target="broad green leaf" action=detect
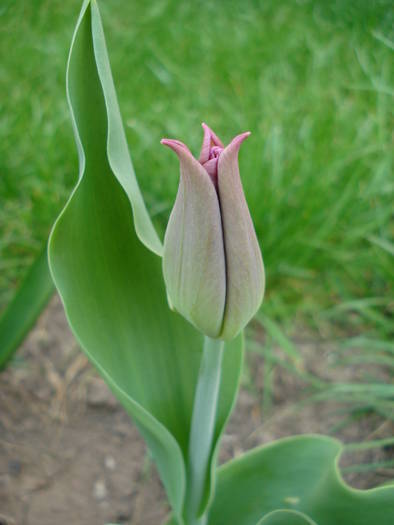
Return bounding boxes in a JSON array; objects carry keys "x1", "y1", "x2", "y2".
[
  {"x1": 48, "y1": 0, "x2": 242, "y2": 520},
  {"x1": 208, "y1": 435, "x2": 394, "y2": 525},
  {"x1": 0, "y1": 242, "x2": 54, "y2": 370}
]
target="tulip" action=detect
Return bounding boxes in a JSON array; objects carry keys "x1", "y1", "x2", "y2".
[{"x1": 161, "y1": 123, "x2": 265, "y2": 341}]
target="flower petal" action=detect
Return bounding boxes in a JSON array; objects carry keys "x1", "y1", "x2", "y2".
[
  {"x1": 162, "y1": 139, "x2": 226, "y2": 338},
  {"x1": 217, "y1": 132, "x2": 265, "y2": 340},
  {"x1": 199, "y1": 123, "x2": 224, "y2": 164},
  {"x1": 202, "y1": 157, "x2": 219, "y2": 187}
]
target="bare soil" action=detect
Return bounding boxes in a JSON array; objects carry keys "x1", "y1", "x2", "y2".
[{"x1": 0, "y1": 297, "x2": 392, "y2": 525}]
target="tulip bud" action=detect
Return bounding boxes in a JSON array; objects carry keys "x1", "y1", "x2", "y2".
[{"x1": 161, "y1": 123, "x2": 265, "y2": 341}]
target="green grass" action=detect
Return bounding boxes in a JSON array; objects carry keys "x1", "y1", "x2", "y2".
[{"x1": 1, "y1": 0, "x2": 393, "y2": 433}]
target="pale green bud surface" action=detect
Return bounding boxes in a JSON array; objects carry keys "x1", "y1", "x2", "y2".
[{"x1": 161, "y1": 124, "x2": 265, "y2": 341}]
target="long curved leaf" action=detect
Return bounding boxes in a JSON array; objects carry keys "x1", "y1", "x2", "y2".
[
  {"x1": 48, "y1": 0, "x2": 242, "y2": 520},
  {"x1": 0, "y1": 242, "x2": 54, "y2": 370},
  {"x1": 208, "y1": 435, "x2": 394, "y2": 525}
]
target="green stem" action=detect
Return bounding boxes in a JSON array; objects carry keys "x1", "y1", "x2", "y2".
[{"x1": 185, "y1": 336, "x2": 224, "y2": 525}]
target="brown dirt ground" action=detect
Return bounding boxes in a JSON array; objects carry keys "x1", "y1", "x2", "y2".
[{"x1": 0, "y1": 296, "x2": 393, "y2": 525}]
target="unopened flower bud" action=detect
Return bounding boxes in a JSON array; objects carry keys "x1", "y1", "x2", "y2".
[{"x1": 161, "y1": 123, "x2": 264, "y2": 341}]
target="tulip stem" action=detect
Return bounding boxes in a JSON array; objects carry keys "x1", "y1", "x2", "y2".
[{"x1": 185, "y1": 336, "x2": 224, "y2": 525}]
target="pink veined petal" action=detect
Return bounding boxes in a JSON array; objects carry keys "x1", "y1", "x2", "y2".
[
  {"x1": 161, "y1": 137, "x2": 216, "y2": 188},
  {"x1": 199, "y1": 125, "x2": 212, "y2": 164},
  {"x1": 161, "y1": 137, "x2": 226, "y2": 338},
  {"x1": 217, "y1": 131, "x2": 265, "y2": 340},
  {"x1": 202, "y1": 157, "x2": 219, "y2": 186},
  {"x1": 206, "y1": 124, "x2": 224, "y2": 148},
  {"x1": 161, "y1": 138, "x2": 192, "y2": 155},
  {"x1": 209, "y1": 146, "x2": 223, "y2": 159},
  {"x1": 199, "y1": 123, "x2": 225, "y2": 164}
]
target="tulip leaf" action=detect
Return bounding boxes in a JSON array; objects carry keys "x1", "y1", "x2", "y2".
[
  {"x1": 0, "y1": 242, "x2": 54, "y2": 371},
  {"x1": 48, "y1": 0, "x2": 243, "y2": 520},
  {"x1": 208, "y1": 435, "x2": 394, "y2": 525}
]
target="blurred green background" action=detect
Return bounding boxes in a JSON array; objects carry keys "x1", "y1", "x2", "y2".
[{"x1": 0, "y1": 0, "x2": 393, "y2": 416}]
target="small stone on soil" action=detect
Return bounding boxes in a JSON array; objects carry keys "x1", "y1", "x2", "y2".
[{"x1": 93, "y1": 479, "x2": 107, "y2": 500}]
